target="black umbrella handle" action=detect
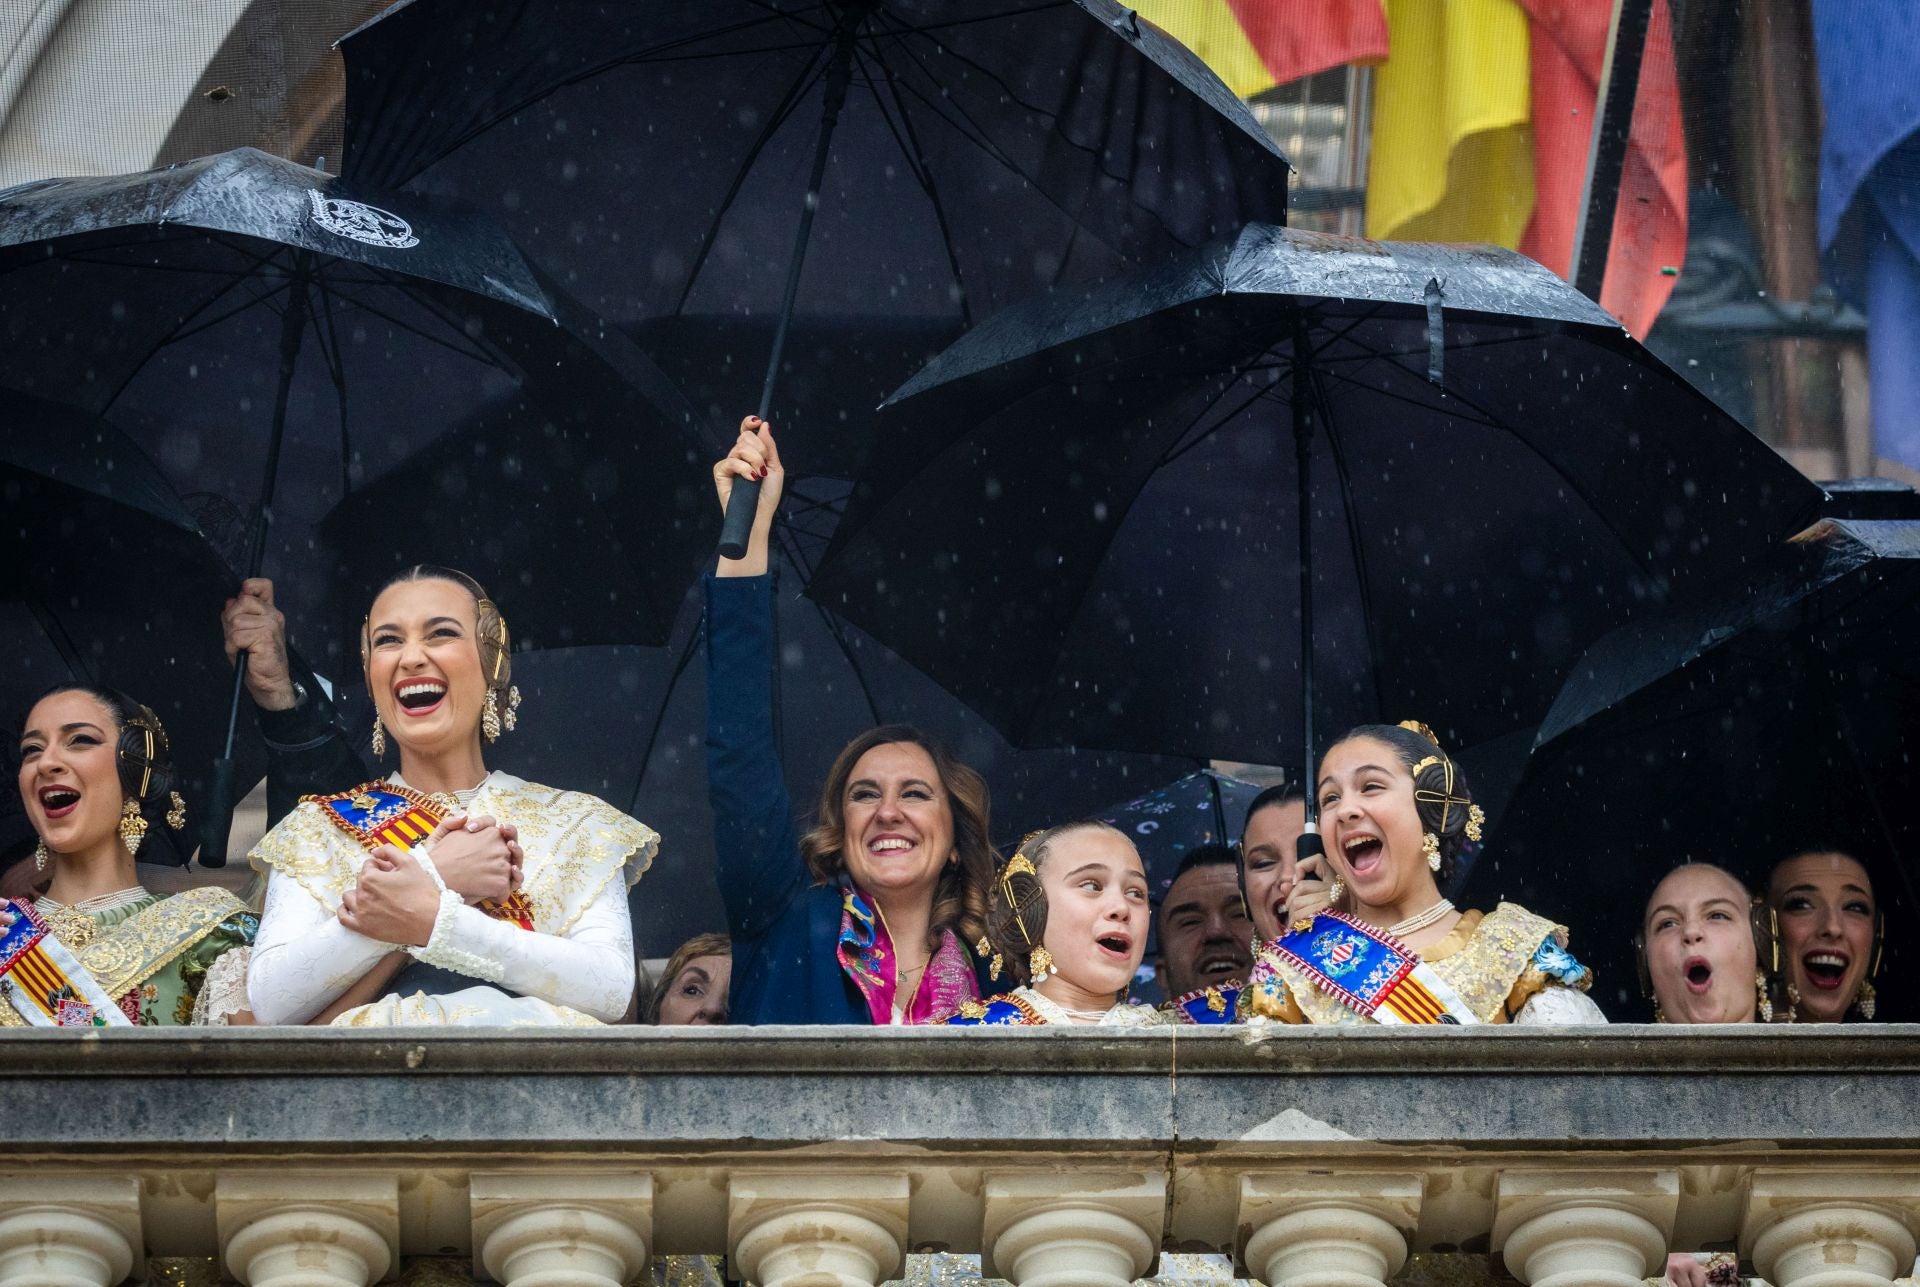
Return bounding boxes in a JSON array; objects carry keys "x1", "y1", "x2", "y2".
[{"x1": 719, "y1": 21, "x2": 858, "y2": 562}]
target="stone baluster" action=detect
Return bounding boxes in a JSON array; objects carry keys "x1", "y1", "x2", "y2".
[
  {"x1": 216, "y1": 1173, "x2": 398, "y2": 1287},
  {"x1": 1237, "y1": 1172, "x2": 1423, "y2": 1287},
  {"x1": 0, "y1": 1176, "x2": 141, "y2": 1287},
  {"x1": 727, "y1": 1173, "x2": 908, "y2": 1287},
  {"x1": 981, "y1": 1171, "x2": 1166, "y2": 1287},
  {"x1": 470, "y1": 1172, "x2": 652, "y2": 1287},
  {"x1": 1492, "y1": 1170, "x2": 1678, "y2": 1287},
  {"x1": 1741, "y1": 1172, "x2": 1920, "y2": 1287}
]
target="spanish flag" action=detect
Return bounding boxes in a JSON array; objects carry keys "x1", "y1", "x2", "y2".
[
  {"x1": 1364, "y1": 0, "x2": 1535, "y2": 248},
  {"x1": 1132, "y1": 0, "x2": 1389, "y2": 99}
]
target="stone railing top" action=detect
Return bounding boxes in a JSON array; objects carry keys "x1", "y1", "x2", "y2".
[{"x1": 5, "y1": 1025, "x2": 1920, "y2": 1156}]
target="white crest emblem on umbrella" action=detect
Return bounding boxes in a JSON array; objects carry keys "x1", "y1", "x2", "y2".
[{"x1": 306, "y1": 190, "x2": 419, "y2": 248}]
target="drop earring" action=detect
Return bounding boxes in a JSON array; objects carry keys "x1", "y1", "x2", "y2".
[
  {"x1": 1755, "y1": 972, "x2": 1774, "y2": 1023},
  {"x1": 166, "y1": 792, "x2": 187, "y2": 831},
  {"x1": 1327, "y1": 877, "x2": 1346, "y2": 904},
  {"x1": 482, "y1": 689, "x2": 502, "y2": 742},
  {"x1": 1422, "y1": 832, "x2": 1443, "y2": 871},
  {"x1": 33, "y1": 839, "x2": 49, "y2": 873},
  {"x1": 370, "y1": 716, "x2": 386, "y2": 758},
  {"x1": 1028, "y1": 946, "x2": 1056, "y2": 982},
  {"x1": 118, "y1": 798, "x2": 148, "y2": 857},
  {"x1": 1855, "y1": 979, "x2": 1877, "y2": 1021}
]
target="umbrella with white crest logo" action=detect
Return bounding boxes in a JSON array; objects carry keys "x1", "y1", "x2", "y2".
[{"x1": 0, "y1": 147, "x2": 713, "y2": 864}]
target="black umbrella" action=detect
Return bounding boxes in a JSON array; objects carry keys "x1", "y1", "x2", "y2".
[
  {"x1": 0, "y1": 147, "x2": 713, "y2": 862},
  {"x1": 335, "y1": 0, "x2": 1292, "y2": 549},
  {"x1": 1463, "y1": 517, "x2": 1920, "y2": 1021},
  {"x1": 1096, "y1": 768, "x2": 1264, "y2": 898},
  {"x1": 810, "y1": 224, "x2": 1825, "y2": 780},
  {"x1": 0, "y1": 391, "x2": 257, "y2": 863}
]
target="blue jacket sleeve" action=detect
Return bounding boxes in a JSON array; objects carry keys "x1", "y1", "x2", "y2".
[{"x1": 704, "y1": 572, "x2": 810, "y2": 944}]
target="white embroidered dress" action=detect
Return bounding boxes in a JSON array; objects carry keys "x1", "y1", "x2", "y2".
[{"x1": 247, "y1": 771, "x2": 657, "y2": 1026}]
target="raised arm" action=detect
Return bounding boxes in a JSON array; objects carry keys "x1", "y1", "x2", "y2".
[
  {"x1": 706, "y1": 419, "x2": 810, "y2": 942},
  {"x1": 223, "y1": 578, "x2": 370, "y2": 823}
]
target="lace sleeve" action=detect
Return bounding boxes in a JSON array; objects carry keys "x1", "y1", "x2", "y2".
[
  {"x1": 191, "y1": 946, "x2": 253, "y2": 1026},
  {"x1": 1512, "y1": 985, "x2": 1609, "y2": 1025}
]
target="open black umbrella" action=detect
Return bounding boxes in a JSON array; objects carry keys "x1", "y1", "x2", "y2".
[
  {"x1": 336, "y1": 0, "x2": 1293, "y2": 549},
  {"x1": 810, "y1": 225, "x2": 1824, "y2": 780},
  {"x1": 0, "y1": 147, "x2": 713, "y2": 861},
  {"x1": 1463, "y1": 517, "x2": 1920, "y2": 1021},
  {"x1": 0, "y1": 391, "x2": 258, "y2": 863}
]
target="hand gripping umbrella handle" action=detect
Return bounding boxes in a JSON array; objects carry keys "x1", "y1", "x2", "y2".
[{"x1": 718, "y1": 478, "x2": 761, "y2": 561}]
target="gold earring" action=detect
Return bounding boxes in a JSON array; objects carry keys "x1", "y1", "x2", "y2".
[
  {"x1": 1422, "y1": 832, "x2": 1442, "y2": 871},
  {"x1": 370, "y1": 716, "x2": 386, "y2": 758},
  {"x1": 1855, "y1": 979, "x2": 1877, "y2": 1021},
  {"x1": 482, "y1": 689, "x2": 502, "y2": 742},
  {"x1": 1029, "y1": 946, "x2": 1056, "y2": 981},
  {"x1": 33, "y1": 839, "x2": 49, "y2": 873},
  {"x1": 119, "y1": 798, "x2": 148, "y2": 857},
  {"x1": 1327, "y1": 877, "x2": 1346, "y2": 904},
  {"x1": 1756, "y1": 971, "x2": 1774, "y2": 1023},
  {"x1": 166, "y1": 792, "x2": 186, "y2": 831},
  {"x1": 1653, "y1": 1000, "x2": 1666, "y2": 1023},
  {"x1": 503, "y1": 684, "x2": 522, "y2": 732}
]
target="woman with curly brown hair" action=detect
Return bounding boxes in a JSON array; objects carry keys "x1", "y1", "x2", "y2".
[
  {"x1": 1246, "y1": 721, "x2": 1605, "y2": 1026},
  {"x1": 707, "y1": 419, "x2": 995, "y2": 1024}
]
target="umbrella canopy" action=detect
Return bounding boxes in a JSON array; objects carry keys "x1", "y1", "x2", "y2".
[
  {"x1": 335, "y1": 0, "x2": 1292, "y2": 479},
  {"x1": 1095, "y1": 768, "x2": 1263, "y2": 899},
  {"x1": 809, "y1": 224, "x2": 1825, "y2": 768},
  {"x1": 1463, "y1": 517, "x2": 1920, "y2": 1021},
  {"x1": 0, "y1": 391, "x2": 258, "y2": 862},
  {"x1": 0, "y1": 147, "x2": 713, "y2": 656}
]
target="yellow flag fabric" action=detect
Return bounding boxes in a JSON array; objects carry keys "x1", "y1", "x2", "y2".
[
  {"x1": 1132, "y1": 1, "x2": 1280, "y2": 98},
  {"x1": 1365, "y1": 0, "x2": 1535, "y2": 247}
]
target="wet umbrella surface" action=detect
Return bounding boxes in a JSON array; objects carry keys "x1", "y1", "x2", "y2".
[
  {"x1": 0, "y1": 148, "x2": 715, "y2": 856},
  {"x1": 1467, "y1": 517, "x2": 1920, "y2": 1021},
  {"x1": 336, "y1": 0, "x2": 1292, "y2": 487},
  {"x1": 811, "y1": 224, "x2": 1824, "y2": 770}
]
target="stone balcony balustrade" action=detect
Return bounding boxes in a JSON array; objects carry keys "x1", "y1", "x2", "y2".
[{"x1": 1, "y1": 1026, "x2": 1917, "y2": 1287}]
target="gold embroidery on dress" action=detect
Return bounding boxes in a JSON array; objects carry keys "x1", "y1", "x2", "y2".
[
  {"x1": 38, "y1": 901, "x2": 101, "y2": 949},
  {"x1": 253, "y1": 775, "x2": 658, "y2": 939},
  {"x1": 1261, "y1": 902, "x2": 1572, "y2": 1025},
  {"x1": 77, "y1": 887, "x2": 251, "y2": 998}
]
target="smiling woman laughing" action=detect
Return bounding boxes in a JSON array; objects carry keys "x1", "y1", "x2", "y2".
[{"x1": 244, "y1": 567, "x2": 657, "y2": 1027}]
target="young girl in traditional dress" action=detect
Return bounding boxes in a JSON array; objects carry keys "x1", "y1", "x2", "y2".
[{"x1": 946, "y1": 821, "x2": 1165, "y2": 1027}]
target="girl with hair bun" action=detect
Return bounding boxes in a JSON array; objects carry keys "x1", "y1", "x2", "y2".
[
  {"x1": 945, "y1": 821, "x2": 1164, "y2": 1027},
  {"x1": 1246, "y1": 721, "x2": 1605, "y2": 1026},
  {"x1": 4, "y1": 684, "x2": 256, "y2": 1026}
]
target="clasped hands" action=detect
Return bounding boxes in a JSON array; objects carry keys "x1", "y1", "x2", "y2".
[{"x1": 338, "y1": 814, "x2": 525, "y2": 946}]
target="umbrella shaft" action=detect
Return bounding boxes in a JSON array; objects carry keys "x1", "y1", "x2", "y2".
[
  {"x1": 1293, "y1": 323, "x2": 1316, "y2": 821},
  {"x1": 757, "y1": 22, "x2": 858, "y2": 418},
  {"x1": 721, "y1": 21, "x2": 860, "y2": 559}
]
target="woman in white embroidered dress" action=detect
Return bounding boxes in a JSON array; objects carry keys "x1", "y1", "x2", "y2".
[
  {"x1": 1247, "y1": 722, "x2": 1605, "y2": 1026},
  {"x1": 245, "y1": 567, "x2": 656, "y2": 1026},
  {"x1": 946, "y1": 821, "x2": 1162, "y2": 1027}
]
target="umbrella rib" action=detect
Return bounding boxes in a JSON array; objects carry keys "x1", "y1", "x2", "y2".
[
  {"x1": 878, "y1": 14, "x2": 1192, "y2": 250},
  {"x1": 377, "y1": 275, "x2": 526, "y2": 369},
  {"x1": 1157, "y1": 363, "x2": 1286, "y2": 469},
  {"x1": 324, "y1": 278, "x2": 513, "y2": 369},
  {"x1": 309, "y1": 275, "x2": 355, "y2": 498},
  {"x1": 862, "y1": 33, "x2": 974, "y2": 328},
  {"x1": 408, "y1": 11, "x2": 830, "y2": 172},
  {"x1": 668, "y1": 36, "x2": 836, "y2": 318},
  {"x1": 1357, "y1": 353, "x2": 1668, "y2": 583},
  {"x1": 775, "y1": 519, "x2": 884, "y2": 726}
]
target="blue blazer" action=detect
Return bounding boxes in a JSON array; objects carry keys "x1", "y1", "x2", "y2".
[{"x1": 705, "y1": 573, "x2": 994, "y2": 1024}]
